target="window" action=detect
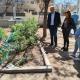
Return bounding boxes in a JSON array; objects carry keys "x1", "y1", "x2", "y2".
[{"x1": 31, "y1": 1, "x2": 34, "y2": 4}]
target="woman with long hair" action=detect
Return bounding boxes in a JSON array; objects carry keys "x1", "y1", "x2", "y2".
[{"x1": 61, "y1": 11, "x2": 76, "y2": 51}]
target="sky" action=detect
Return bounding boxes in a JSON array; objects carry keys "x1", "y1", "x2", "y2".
[{"x1": 54, "y1": 0, "x2": 78, "y2": 5}]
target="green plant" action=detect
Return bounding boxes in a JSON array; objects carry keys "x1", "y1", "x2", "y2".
[
  {"x1": 0, "y1": 28, "x2": 7, "y2": 41},
  {"x1": 0, "y1": 42, "x2": 18, "y2": 61},
  {"x1": 10, "y1": 17, "x2": 39, "y2": 47},
  {"x1": 0, "y1": 18, "x2": 39, "y2": 64},
  {"x1": 11, "y1": 23, "x2": 24, "y2": 32}
]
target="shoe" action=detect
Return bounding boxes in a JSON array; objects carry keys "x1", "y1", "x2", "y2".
[
  {"x1": 61, "y1": 47, "x2": 67, "y2": 51},
  {"x1": 70, "y1": 54, "x2": 75, "y2": 58},
  {"x1": 63, "y1": 49, "x2": 66, "y2": 51},
  {"x1": 61, "y1": 47, "x2": 65, "y2": 50},
  {"x1": 73, "y1": 57, "x2": 80, "y2": 61},
  {"x1": 54, "y1": 45, "x2": 57, "y2": 48},
  {"x1": 65, "y1": 48, "x2": 68, "y2": 51},
  {"x1": 51, "y1": 45, "x2": 55, "y2": 48},
  {"x1": 49, "y1": 44, "x2": 53, "y2": 46},
  {"x1": 70, "y1": 55, "x2": 80, "y2": 60},
  {"x1": 62, "y1": 47, "x2": 68, "y2": 51}
]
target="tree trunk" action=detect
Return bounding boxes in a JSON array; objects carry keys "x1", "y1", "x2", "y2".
[{"x1": 42, "y1": 0, "x2": 50, "y2": 40}]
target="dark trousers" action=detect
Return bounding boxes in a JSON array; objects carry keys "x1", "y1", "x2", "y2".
[
  {"x1": 49, "y1": 26, "x2": 57, "y2": 46},
  {"x1": 62, "y1": 30, "x2": 70, "y2": 49}
]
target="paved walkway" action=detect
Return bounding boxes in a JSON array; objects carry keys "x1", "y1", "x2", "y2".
[{"x1": 0, "y1": 28, "x2": 80, "y2": 80}]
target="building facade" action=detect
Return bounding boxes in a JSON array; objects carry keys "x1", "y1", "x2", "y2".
[
  {"x1": 24, "y1": 0, "x2": 40, "y2": 12},
  {"x1": 0, "y1": 0, "x2": 24, "y2": 16},
  {"x1": 0, "y1": 0, "x2": 55, "y2": 16}
]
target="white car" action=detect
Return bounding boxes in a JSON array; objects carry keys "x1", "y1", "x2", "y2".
[
  {"x1": 9, "y1": 17, "x2": 24, "y2": 23},
  {"x1": 14, "y1": 17, "x2": 23, "y2": 23}
]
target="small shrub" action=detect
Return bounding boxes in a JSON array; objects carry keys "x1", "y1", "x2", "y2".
[
  {"x1": 0, "y1": 28, "x2": 7, "y2": 41},
  {"x1": 0, "y1": 18, "x2": 39, "y2": 64},
  {"x1": 11, "y1": 23, "x2": 24, "y2": 32}
]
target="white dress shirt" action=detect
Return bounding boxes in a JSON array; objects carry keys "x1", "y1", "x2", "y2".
[{"x1": 50, "y1": 12, "x2": 55, "y2": 26}]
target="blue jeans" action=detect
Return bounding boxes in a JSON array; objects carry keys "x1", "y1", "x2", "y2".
[{"x1": 73, "y1": 37, "x2": 80, "y2": 55}]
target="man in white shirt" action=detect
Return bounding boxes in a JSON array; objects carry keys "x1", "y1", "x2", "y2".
[
  {"x1": 47, "y1": 6, "x2": 61, "y2": 48},
  {"x1": 51, "y1": 12, "x2": 55, "y2": 25}
]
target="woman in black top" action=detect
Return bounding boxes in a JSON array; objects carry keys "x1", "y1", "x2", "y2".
[{"x1": 61, "y1": 11, "x2": 76, "y2": 51}]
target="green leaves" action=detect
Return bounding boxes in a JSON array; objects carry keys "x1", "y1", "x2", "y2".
[
  {"x1": 0, "y1": 42, "x2": 16, "y2": 63},
  {"x1": 0, "y1": 18, "x2": 39, "y2": 64},
  {"x1": 0, "y1": 28, "x2": 7, "y2": 41},
  {"x1": 10, "y1": 17, "x2": 38, "y2": 46},
  {"x1": 11, "y1": 23, "x2": 24, "y2": 32}
]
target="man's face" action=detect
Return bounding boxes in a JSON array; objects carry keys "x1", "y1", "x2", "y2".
[{"x1": 50, "y1": 7, "x2": 54, "y2": 13}]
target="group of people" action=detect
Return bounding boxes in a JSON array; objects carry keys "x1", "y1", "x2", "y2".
[{"x1": 47, "y1": 6, "x2": 80, "y2": 60}]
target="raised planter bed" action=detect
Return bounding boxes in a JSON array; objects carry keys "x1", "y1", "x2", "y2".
[
  {"x1": 0, "y1": 42, "x2": 52, "y2": 73},
  {"x1": 0, "y1": 19, "x2": 52, "y2": 74}
]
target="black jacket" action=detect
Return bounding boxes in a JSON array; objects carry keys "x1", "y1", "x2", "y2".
[
  {"x1": 47, "y1": 12, "x2": 61, "y2": 29},
  {"x1": 62, "y1": 18, "x2": 76, "y2": 33}
]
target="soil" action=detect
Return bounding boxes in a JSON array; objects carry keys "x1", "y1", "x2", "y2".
[
  {"x1": 11, "y1": 46, "x2": 44, "y2": 67},
  {"x1": 0, "y1": 28, "x2": 80, "y2": 80},
  {"x1": 0, "y1": 28, "x2": 44, "y2": 67}
]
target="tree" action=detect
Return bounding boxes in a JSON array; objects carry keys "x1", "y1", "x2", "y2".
[
  {"x1": 42, "y1": 0, "x2": 50, "y2": 39},
  {"x1": 36, "y1": 0, "x2": 51, "y2": 40},
  {"x1": 4, "y1": 0, "x2": 12, "y2": 15}
]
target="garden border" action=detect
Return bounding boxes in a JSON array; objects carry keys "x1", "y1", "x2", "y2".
[{"x1": 0, "y1": 42, "x2": 52, "y2": 73}]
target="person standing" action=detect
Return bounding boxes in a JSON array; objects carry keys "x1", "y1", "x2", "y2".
[
  {"x1": 70, "y1": 12, "x2": 79, "y2": 35},
  {"x1": 72, "y1": 12, "x2": 79, "y2": 26},
  {"x1": 72, "y1": 27, "x2": 80, "y2": 60},
  {"x1": 47, "y1": 6, "x2": 61, "y2": 48},
  {"x1": 61, "y1": 11, "x2": 76, "y2": 51}
]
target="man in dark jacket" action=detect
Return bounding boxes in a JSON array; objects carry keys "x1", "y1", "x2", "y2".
[{"x1": 47, "y1": 6, "x2": 61, "y2": 48}]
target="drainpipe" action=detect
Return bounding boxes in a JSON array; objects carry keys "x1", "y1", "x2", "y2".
[
  {"x1": 13, "y1": 3, "x2": 16, "y2": 19},
  {"x1": 77, "y1": 0, "x2": 79, "y2": 14}
]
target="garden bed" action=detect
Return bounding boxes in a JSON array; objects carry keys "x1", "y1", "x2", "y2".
[
  {"x1": 0, "y1": 42, "x2": 52, "y2": 73},
  {"x1": 11, "y1": 45, "x2": 44, "y2": 67},
  {"x1": 0, "y1": 18, "x2": 52, "y2": 73}
]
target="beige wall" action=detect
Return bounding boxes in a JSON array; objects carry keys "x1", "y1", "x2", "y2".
[
  {"x1": 0, "y1": 0, "x2": 24, "y2": 13},
  {"x1": 0, "y1": 0, "x2": 5, "y2": 13},
  {"x1": 0, "y1": 0, "x2": 43, "y2": 13},
  {"x1": 24, "y1": 0, "x2": 40, "y2": 12}
]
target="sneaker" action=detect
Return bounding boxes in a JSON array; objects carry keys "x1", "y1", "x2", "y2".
[
  {"x1": 54, "y1": 45, "x2": 57, "y2": 48},
  {"x1": 70, "y1": 54, "x2": 75, "y2": 58},
  {"x1": 61, "y1": 47, "x2": 65, "y2": 51},
  {"x1": 61, "y1": 47, "x2": 68, "y2": 51},
  {"x1": 49, "y1": 44, "x2": 53, "y2": 47},
  {"x1": 70, "y1": 55, "x2": 80, "y2": 60},
  {"x1": 73, "y1": 57, "x2": 80, "y2": 61},
  {"x1": 61, "y1": 47, "x2": 65, "y2": 50},
  {"x1": 65, "y1": 48, "x2": 68, "y2": 51},
  {"x1": 51, "y1": 45, "x2": 55, "y2": 48}
]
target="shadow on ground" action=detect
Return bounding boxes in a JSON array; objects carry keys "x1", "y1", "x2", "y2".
[
  {"x1": 42, "y1": 41, "x2": 80, "y2": 79},
  {"x1": 43, "y1": 42, "x2": 72, "y2": 61},
  {"x1": 58, "y1": 50, "x2": 72, "y2": 61},
  {"x1": 73, "y1": 60, "x2": 80, "y2": 78},
  {"x1": 42, "y1": 42, "x2": 58, "y2": 53}
]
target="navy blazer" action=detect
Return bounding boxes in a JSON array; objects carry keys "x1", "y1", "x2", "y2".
[{"x1": 47, "y1": 12, "x2": 61, "y2": 29}]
